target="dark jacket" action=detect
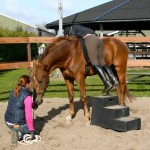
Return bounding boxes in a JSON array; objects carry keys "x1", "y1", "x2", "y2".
[
  {"x1": 5, "y1": 87, "x2": 33, "y2": 125},
  {"x1": 64, "y1": 25, "x2": 95, "y2": 38}
]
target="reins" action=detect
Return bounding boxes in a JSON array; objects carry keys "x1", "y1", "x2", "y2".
[{"x1": 18, "y1": 134, "x2": 41, "y2": 145}]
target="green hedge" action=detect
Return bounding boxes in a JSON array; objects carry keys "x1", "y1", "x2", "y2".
[
  {"x1": 0, "y1": 26, "x2": 36, "y2": 37},
  {"x1": 0, "y1": 27, "x2": 39, "y2": 62}
]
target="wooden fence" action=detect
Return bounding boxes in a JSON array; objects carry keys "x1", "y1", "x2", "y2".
[
  {"x1": 0, "y1": 37, "x2": 56, "y2": 70},
  {"x1": 0, "y1": 37, "x2": 150, "y2": 70}
]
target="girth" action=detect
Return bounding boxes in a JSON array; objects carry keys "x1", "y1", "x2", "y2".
[{"x1": 79, "y1": 38, "x2": 91, "y2": 77}]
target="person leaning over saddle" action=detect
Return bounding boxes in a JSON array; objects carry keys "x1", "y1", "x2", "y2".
[
  {"x1": 64, "y1": 24, "x2": 117, "y2": 93},
  {"x1": 4, "y1": 75, "x2": 37, "y2": 143}
]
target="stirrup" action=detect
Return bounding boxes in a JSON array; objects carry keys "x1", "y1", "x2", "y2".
[
  {"x1": 102, "y1": 85, "x2": 113, "y2": 94},
  {"x1": 112, "y1": 80, "x2": 119, "y2": 87}
]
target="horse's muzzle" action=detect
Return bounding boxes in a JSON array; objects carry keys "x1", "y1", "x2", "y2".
[
  {"x1": 34, "y1": 93, "x2": 44, "y2": 106},
  {"x1": 35, "y1": 97, "x2": 43, "y2": 106},
  {"x1": 35, "y1": 98, "x2": 43, "y2": 106}
]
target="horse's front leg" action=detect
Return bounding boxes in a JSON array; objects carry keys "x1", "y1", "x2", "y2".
[
  {"x1": 76, "y1": 75, "x2": 90, "y2": 122},
  {"x1": 64, "y1": 77, "x2": 75, "y2": 121}
]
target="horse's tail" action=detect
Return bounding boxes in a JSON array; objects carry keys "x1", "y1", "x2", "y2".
[{"x1": 125, "y1": 86, "x2": 136, "y2": 103}]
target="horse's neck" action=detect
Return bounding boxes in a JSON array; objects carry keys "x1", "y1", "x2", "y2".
[{"x1": 42, "y1": 44, "x2": 70, "y2": 72}]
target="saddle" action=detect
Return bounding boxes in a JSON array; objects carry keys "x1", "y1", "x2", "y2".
[{"x1": 79, "y1": 38, "x2": 91, "y2": 77}]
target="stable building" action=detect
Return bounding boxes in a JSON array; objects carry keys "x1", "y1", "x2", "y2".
[
  {"x1": 0, "y1": 13, "x2": 55, "y2": 37},
  {"x1": 46, "y1": 0, "x2": 150, "y2": 59},
  {"x1": 46, "y1": 0, "x2": 150, "y2": 37}
]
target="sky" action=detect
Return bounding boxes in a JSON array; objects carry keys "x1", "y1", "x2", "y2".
[{"x1": 0, "y1": 0, "x2": 111, "y2": 26}]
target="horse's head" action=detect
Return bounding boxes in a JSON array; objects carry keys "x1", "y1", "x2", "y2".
[{"x1": 31, "y1": 60, "x2": 49, "y2": 106}]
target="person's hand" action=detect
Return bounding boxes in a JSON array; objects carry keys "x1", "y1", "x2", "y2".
[{"x1": 30, "y1": 130, "x2": 35, "y2": 140}]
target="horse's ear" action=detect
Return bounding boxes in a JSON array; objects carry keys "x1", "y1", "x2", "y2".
[
  {"x1": 29, "y1": 67, "x2": 33, "y2": 79},
  {"x1": 29, "y1": 60, "x2": 39, "y2": 80},
  {"x1": 29, "y1": 60, "x2": 35, "y2": 80}
]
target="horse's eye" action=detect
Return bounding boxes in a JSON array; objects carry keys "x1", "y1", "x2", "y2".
[
  {"x1": 38, "y1": 80, "x2": 42, "y2": 83},
  {"x1": 46, "y1": 80, "x2": 49, "y2": 84}
]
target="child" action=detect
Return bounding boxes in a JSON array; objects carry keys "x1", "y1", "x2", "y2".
[{"x1": 5, "y1": 75, "x2": 36, "y2": 143}]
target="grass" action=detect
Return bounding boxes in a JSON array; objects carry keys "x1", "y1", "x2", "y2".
[
  {"x1": 0, "y1": 68, "x2": 150, "y2": 102},
  {"x1": 126, "y1": 69, "x2": 150, "y2": 97},
  {"x1": 0, "y1": 68, "x2": 29, "y2": 102}
]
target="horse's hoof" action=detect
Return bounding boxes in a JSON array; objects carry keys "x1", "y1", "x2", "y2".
[
  {"x1": 66, "y1": 115, "x2": 72, "y2": 122},
  {"x1": 85, "y1": 115, "x2": 91, "y2": 123},
  {"x1": 85, "y1": 118, "x2": 90, "y2": 123}
]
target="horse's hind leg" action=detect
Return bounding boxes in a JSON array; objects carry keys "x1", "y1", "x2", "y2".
[
  {"x1": 64, "y1": 77, "x2": 75, "y2": 121},
  {"x1": 115, "y1": 66, "x2": 127, "y2": 105}
]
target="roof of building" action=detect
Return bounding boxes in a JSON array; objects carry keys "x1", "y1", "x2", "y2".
[
  {"x1": 46, "y1": 0, "x2": 150, "y2": 30},
  {"x1": 0, "y1": 13, "x2": 56, "y2": 36},
  {"x1": 0, "y1": 13, "x2": 37, "y2": 29}
]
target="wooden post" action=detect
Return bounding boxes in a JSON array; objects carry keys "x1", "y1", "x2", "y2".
[{"x1": 27, "y1": 43, "x2": 31, "y2": 62}]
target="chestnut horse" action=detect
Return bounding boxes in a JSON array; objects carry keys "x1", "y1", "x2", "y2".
[{"x1": 32, "y1": 36, "x2": 133, "y2": 121}]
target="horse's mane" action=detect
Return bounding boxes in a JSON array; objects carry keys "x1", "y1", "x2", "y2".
[{"x1": 39, "y1": 36, "x2": 79, "y2": 63}]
